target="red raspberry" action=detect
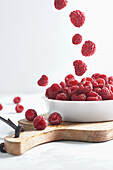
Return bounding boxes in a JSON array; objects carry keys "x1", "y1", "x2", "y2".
[
  {"x1": 66, "y1": 79, "x2": 79, "y2": 87},
  {"x1": 99, "y1": 87, "x2": 111, "y2": 100},
  {"x1": 54, "y1": 0, "x2": 68, "y2": 10},
  {"x1": 48, "y1": 83, "x2": 62, "y2": 99},
  {"x1": 109, "y1": 91, "x2": 113, "y2": 100},
  {"x1": 87, "y1": 96, "x2": 102, "y2": 101},
  {"x1": 72, "y1": 34, "x2": 82, "y2": 45},
  {"x1": 63, "y1": 87, "x2": 69, "y2": 94},
  {"x1": 99, "y1": 74, "x2": 108, "y2": 84},
  {"x1": 94, "y1": 88, "x2": 101, "y2": 94},
  {"x1": 25, "y1": 109, "x2": 37, "y2": 121},
  {"x1": 68, "y1": 85, "x2": 79, "y2": 97},
  {"x1": 13, "y1": 97, "x2": 21, "y2": 104},
  {"x1": 109, "y1": 76, "x2": 113, "y2": 82},
  {"x1": 37, "y1": 75, "x2": 48, "y2": 86},
  {"x1": 45, "y1": 87, "x2": 50, "y2": 98},
  {"x1": 33, "y1": 116, "x2": 48, "y2": 130},
  {"x1": 15, "y1": 104, "x2": 24, "y2": 113},
  {"x1": 81, "y1": 77, "x2": 93, "y2": 83},
  {"x1": 79, "y1": 81, "x2": 93, "y2": 94},
  {"x1": 65, "y1": 74, "x2": 75, "y2": 83},
  {"x1": 81, "y1": 40, "x2": 96, "y2": 57},
  {"x1": 60, "y1": 81, "x2": 66, "y2": 88},
  {"x1": 93, "y1": 78, "x2": 105, "y2": 88},
  {"x1": 69, "y1": 10, "x2": 85, "y2": 28},
  {"x1": 73, "y1": 60, "x2": 87, "y2": 76},
  {"x1": 0, "y1": 104, "x2": 3, "y2": 111},
  {"x1": 56, "y1": 93, "x2": 69, "y2": 100},
  {"x1": 77, "y1": 94, "x2": 86, "y2": 101},
  {"x1": 106, "y1": 84, "x2": 113, "y2": 92},
  {"x1": 48, "y1": 112, "x2": 62, "y2": 125},
  {"x1": 71, "y1": 94, "x2": 78, "y2": 101},
  {"x1": 92, "y1": 73, "x2": 101, "y2": 80}
]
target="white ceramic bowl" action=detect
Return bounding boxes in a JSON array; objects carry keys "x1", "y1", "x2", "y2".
[{"x1": 43, "y1": 97, "x2": 113, "y2": 122}]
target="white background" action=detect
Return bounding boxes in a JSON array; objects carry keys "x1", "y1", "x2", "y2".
[{"x1": 0, "y1": 0, "x2": 113, "y2": 94}]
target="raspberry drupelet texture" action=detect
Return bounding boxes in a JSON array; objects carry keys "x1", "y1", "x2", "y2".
[
  {"x1": 15, "y1": 104, "x2": 24, "y2": 113},
  {"x1": 93, "y1": 78, "x2": 105, "y2": 88},
  {"x1": 25, "y1": 109, "x2": 37, "y2": 121},
  {"x1": 79, "y1": 81, "x2": 93, "y2": 94},
  {"x1": 48, "y1": 112, "x2": 62, "y2": 125},
  {"x1": 56, "y1": 92, "x2": 69, "y2": 100},
  {"x1": 0, "y1": 104, "x2": 3, "y2": 111},
  {"x1": 68, "y1": 85, "x2": 79, "y2": 97},
  {"x1": 47, "y1": 83, "x2": 62, "y2": 99},
  {"x1": 72, "y1": 34, "x2": 82, "y2": 45},
  {"x1": 33, "y1": 116, "x2": 48, "y2": 130},
  {"x1": 87, "y1": 91, "x2": 102, "y2": 101},
  {"x1": 54, "y1": 0, "x2": 68, "y2": 10},
  {"x1": 37, "y1": 75, "x2": 48, "y2": 86},
  {"x1": 69, "y1": 10, "x2": 85, "y2": 27},
  {"x1": 81, "y1": 40, "x2": 96, "y2": 57},
  {"x1": 99, "y1": 87, "x2": 111, "y2": 100},
  {"x1": 73, "y1": 60, "x2": 87, "y2": 76},
  {"x1": 13, "y1": 97, "x2": 21, "y2": 104}
]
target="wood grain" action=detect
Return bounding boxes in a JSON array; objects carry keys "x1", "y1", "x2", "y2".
[{"x1": 4, "y1": 114, "x2": 113, "y2": 155}]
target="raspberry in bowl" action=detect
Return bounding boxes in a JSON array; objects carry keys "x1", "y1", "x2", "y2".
[{"x1": 43, "y1": 73, "x2": 113, "y2": 122}]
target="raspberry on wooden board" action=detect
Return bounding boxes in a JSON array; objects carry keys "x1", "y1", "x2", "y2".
[{"x1": 48, "y1": 112, "x2": 62, "y2": 125}]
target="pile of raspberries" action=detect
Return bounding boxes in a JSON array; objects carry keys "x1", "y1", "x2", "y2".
[{"x1": 45, "y1": 73, "x2": 113, "y2": 101}]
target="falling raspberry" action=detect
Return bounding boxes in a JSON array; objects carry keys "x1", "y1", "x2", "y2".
[
  {"x1": 0, "y1": 104, "x2": 3, "y2": 111},
  {"x1": 81, "y1": 40, "x2": 96, "y2": 57},
  {"x1": 73, "y1": 60, "x2": 87, "y2": 76},
  {"x1": 69, "y1": 10, "x2": 85, "y2": 28},
  {"x1": 13, "y1": 97, "x2": 21, "y2": 104},
  {"x1": 37, "y1": 75, "x2": 48, "y2": 86},
  {"x1": 33, "y1": 116, "x2": 48, "y2": 130},
  {"x1": 15, "y1": 104, "x2": 24, "y2": 113},
  {"x1": 48, "y1": 112, "x2": 62, "y2": 125},
  {"x1": 54, "y1": 0, "x2": 68, "y2": 10},
  {"x1": 25, "y1": 109, "x2": 37, "y2": 121},
  {"x1": 72, "y1": 34, "x2": 82, "y2": 45}
]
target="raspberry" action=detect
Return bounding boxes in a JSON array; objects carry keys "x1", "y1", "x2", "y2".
[
  {"x1": 68, "y1": 85, "x2": 79, "y2": 97},
  {"x1": 15, "y1": 104, "x2": 24, "y2": 113},
  {"x1": 93, "y1": 78, "x2": 105, "y2": 88},
  {"x1": 0, "y1": 104, "x2": 3, "y2": 111},
  {"x1": 48, "y1": 83, "x2": 62, "y2": 99},
  {"x1": 81, "y1": 77, "x2": 93, "y2": 83},
  {"x1": 13, "y1": 97, "x2": 21, "y2": 104},
  {"x1": 60, "y1": 81, "x2": 66, "y2": 88},
  {"x1": 45, "y1": 87, "x2": 50, "y2": 98},
  {"x1": 66, "y1": 79, "x2": 79, "y2": 87},
  {"x1": 33, "y1": 116, "x2": 48, "y2": 130},
  {"x1": 56, "y1": 93, "x2": 69, "y2": 100},
  {"x1": 72, "y1": 34, "x2": 82, "y2": 45},
  {"x1": 48, "y1": 112, "x2": 62, "y2": 125},
  {"x1": 73, "y1": 60, "x2": 87, "y2": 76},
  {"x1": 77, "y1": 94, "x2": 86, "y2": 101},
  {"x1": 79, "y1": 81, "x2": 93, "y2": 94},
  {"x1": 92, "y1": 73, "x2": 101, "y2": 80},
  {"x1": 94, "y1": 88, "x2": 101, "y2": 94},
  {"x1": 65, "y1": 74, "x2": 75, "y2": 83},
  {"x1": 99, "y1": 74, "x2": 108, "y2": 84},
  {"x1": 99, "y1": 87, "x2": 111, "y2": 100},
  {"x1": 25, "y1": 109, "x2": 37, "y2": 121},
  {"x1": 71, "y1": 94, "x2": 78, "y2": 101},
  {"x1": 63, "y1": 87, "x2": 69, "y2": 94},
  {"x1": 87, "y1": 96, "x2": 102, "y2": 101},
  {"x1": 37, "y1": 75, "x2": 48, "y2": 86},
  {"x1": 109, "y1": 76, "x2": 113, "y2": 82},
  {"x1": 81, "y1": 40, "x2": 96, "y2": 57},
  {"x1": 69, "y1": 10, "x2": 85, "y2": 28},
  {"x1": 54, "y1": 0, "x2": 68, "y2": 10}
]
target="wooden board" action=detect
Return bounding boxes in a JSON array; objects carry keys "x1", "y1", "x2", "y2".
[{"x1": 4, "y1": 113, "x2": 113, "y2": 155}]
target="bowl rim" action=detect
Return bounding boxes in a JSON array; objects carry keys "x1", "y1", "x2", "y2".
[{"x1": 42, "y1": 96, "x2": 113, "y2": 104}]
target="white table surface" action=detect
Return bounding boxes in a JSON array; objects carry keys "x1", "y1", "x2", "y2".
[{"x1": 0, "y1": 93, "x2": 113, "y2": 170}]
